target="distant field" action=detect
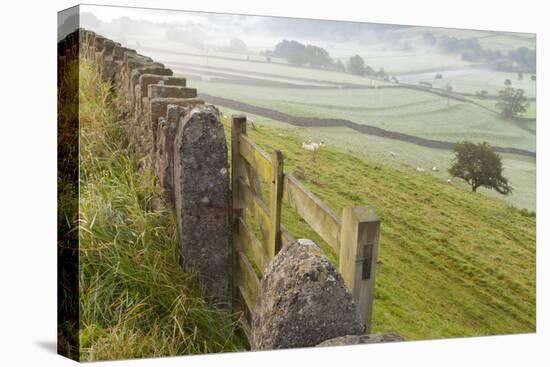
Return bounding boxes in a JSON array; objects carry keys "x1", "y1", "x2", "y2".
[
  {"x1": 217, "y1": 106, "x2": 536, "y2": 211},
  {"x1": 477, "y1": 33, "x2": 536, "y2": 53},
  {"x1": 143, "y1": 47, "x2": 392, "y2": 87},
  {"x1": 390, "y1": 26, "x2": 535, "y2": 53},
  {"x1": 402, "y1": 69, "x2": 537, "y2": 98},
  {"x1": 189, "y1": 79, "x2": 535, "y2": 153},
  {"x1": 471, "y1": 96, "x2": 537, "y2": 121},
  {"x1": 150, "y1": 32, "x2": 535, "y2": 211}
]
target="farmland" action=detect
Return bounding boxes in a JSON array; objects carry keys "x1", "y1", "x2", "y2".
[{"x1": 137, "y1": 40, "x2": 537, "y2": 211}]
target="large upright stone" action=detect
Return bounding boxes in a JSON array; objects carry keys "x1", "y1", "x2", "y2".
[
  {"x1": 251, "y1": 239, "x2": 364, "y2": 350},
  {"x1": 148, "y1": 97, "x2": 203, "y2": 153},
  {"x1": 156, "y1": 105, "x2": 189, "y2": 205},
  {"x1": 173, "y1": 105, "x2": 230, "y2": 306}
]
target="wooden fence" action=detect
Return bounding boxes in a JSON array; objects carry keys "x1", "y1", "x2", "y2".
[{"x1": 230, "y1": 115, "x2": 381, "y2": 336}]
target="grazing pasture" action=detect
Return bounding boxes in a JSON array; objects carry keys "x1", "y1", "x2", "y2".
[
  {"x1": 219, "y1": 116, "x2": 536, "y2": 340},
  {"x1": 216, "y1": 106, "x2": 536, "y2": 211}
]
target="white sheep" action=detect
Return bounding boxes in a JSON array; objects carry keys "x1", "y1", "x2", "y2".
[
  {"x1": 302, "y1": 141, "x2": 325, "y2": 161},
  {"x1": 447, "y1": 178, "x2": 452, "y2": 184},
  {"x1": 432, "y1": 167, "x2": 438, "y2": 172},
  {"x1": 389, "y1": 151, "x2": 396, "y2": 157},
  {"x1": 416, "y1": 167, "x2": 425, "y2": 172}
]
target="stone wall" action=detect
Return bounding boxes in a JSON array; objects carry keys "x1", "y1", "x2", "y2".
[{"x1": 60, "y1": 28, "x2": 231, "y2": 307}]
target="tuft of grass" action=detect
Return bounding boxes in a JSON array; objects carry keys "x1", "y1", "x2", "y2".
[
  {"x1": 219, "y1": 112, "x2": 536, "y2": 341},
  {"x1": 78, "y1": 60, "x2": 245, "y2": 361}
]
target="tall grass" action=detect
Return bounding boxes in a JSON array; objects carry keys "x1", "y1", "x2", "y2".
[{"x1": 78, "y1": 60, "x2": 245, "y2": 361}]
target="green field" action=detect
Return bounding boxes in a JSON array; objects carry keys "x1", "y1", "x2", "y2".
[
  {"x1": 189, "y1": 79, "x2": 535, "y2": 153},
  {"x1": 404, "y1": 70, "x2": 537, "y2": 98},
  {"x1": 151, "y1": 33, "x2": 536, "y2": 212},
  {"x1": 144, "y1": 46, "x2": 391, "y2": 87},
  {"x1": 217, "y1": 106, "x2": 535, "y2": 211},
  {"x1": 219, "y1": 116, "x2": 536, "y2": 340}
]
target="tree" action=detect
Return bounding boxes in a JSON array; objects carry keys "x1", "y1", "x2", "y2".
[
  {"x1": 495, "y1": 87, "x2": 529, "y2": 119},
  {"x1": 272, "y1": 40, "x2": 308, "y2": 66},
  {"x1": 531, "y1": 75, "x2": 536, "y2": 81},
  {"x1": 449, "y1": 141, "x2": 512, "y2": 194},
  {"x1": 348, "y1": 55, "x2": 366, "y2": 76},
  {"x1": 504, "y1": 79, "x2": 512, "y2": 86},
  {"x1": 305, "y1": 45, "x2": 332, "y2": 68}
]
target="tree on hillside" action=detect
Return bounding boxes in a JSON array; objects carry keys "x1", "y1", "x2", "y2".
[
  {"x1": 272, "y1": 40, "x2": 308, "y2": 66},
  {"x1": 449, "y1": 141, "x2": 512, "y2": 195},
  {"x1": 305, "y1": 45, "x2": 332, "y2": 68},
  {"x1": 504, "y1": 79, "x2": 512, "y2": 86},
  {"x1": 348, "y1": 54, "x2": 366, "y2": 76},
  {"x1": 530, "y1": 75, "x2": 536, "y2": 81},
  {"x1": 495, "y1": 87, "x2": 529, "y2": 119},
  {"x1": 268, "y1": 40, "x2": 333, "y2": 68}
]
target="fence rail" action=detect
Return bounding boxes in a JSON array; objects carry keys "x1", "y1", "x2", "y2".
[{"x1": 231, "y1": 115, "x2": 380, "y2": 334}]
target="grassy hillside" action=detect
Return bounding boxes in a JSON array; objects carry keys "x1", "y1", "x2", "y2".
[
  {"x1": 75, "y1": 53, "x2": 535, "y2": 352},
  {"x1": 77, "y1": 60, "x2": 245, "y2": 360},
  {"x1": 219, "y1": 114, "x2": 536, "y2": 340}
]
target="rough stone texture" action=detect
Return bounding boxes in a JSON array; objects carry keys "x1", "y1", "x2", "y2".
[
  {"x1": 251, "y1": 239, "x2": 364, "y2": 350},
  {"x1": 155, "y1": 105, "x2": 189, "y2": 206},
  {"x1": 316, "y1": 333, "x2": 404, "y2": 347},
  {"x1": 130, "y1": 66, "x2": 172, "y2": 96},
  {"x1": 146, "y1": 98, "x2": 204, "y2": 154},
  {"x1": 147, "y1": 84, "x2": 197, "y2": 99},
  {"x1": 139, "y1": 74, "x2": 187, "y2": 98},
  {"x1": 173, "y1": 105, "x2": 231, "y2": 306}
]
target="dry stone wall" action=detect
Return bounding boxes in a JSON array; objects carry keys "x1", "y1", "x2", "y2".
[{"x1": 70, "y1": 28, "x2": 231, "y2": 306}]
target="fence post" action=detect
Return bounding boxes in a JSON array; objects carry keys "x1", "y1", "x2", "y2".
[
  {"x1": 268, "y1": 151, "x2": 284, "y2": 258},
  {"x1": 338, "y1": 205, "x2": 381, "y2": 333},
  {"x1": 231, "y1": 115, "x2": 247, "y2": 313}
]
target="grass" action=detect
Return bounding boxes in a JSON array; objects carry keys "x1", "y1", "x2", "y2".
[
  {"x1": 219, "y1": 114, "x2": 536, "y2": 341},
  {"x1": 411, "y1": 70, "x2": 537, "y2": 99},
  {"x1": 77, "y1": 60, "x2": 245, "y2": 361},
  {"x1": 219, "y1": 105, "x2": 535, "y2": 211},
  {"x1": 189, "y1": 80, "x2": 535, "y2": 152},
  {"x1": 186, "y1": 75, "x2": 536, "y2": 211}
]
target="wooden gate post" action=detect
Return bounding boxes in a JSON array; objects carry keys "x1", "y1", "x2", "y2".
[
  {"x1": 338, "y1": 205, "x2": 381, "y2": 333},
  {"x1": 268, "y1": 151, "x2": 284, "y2": 258},
  {"x1": 231, "y1": 115, "x2": 248, "y2": 312}
]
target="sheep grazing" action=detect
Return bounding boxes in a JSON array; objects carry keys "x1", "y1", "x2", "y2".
[
  {"x1": 302, "y1": 141, "x2": 325, "y2": 161},
  {"x1": 447, "y1": 178, "x2": 452, "y2": 184},
  {"x1": 389, "y1": 151, "x2": 396, "y2": 157},
  {"x1": 415, "y1": 167, "x2": 425, "y2": 172},
  {"x1": 432, "y1": 167, "x2": 438, "y2": 172}
]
